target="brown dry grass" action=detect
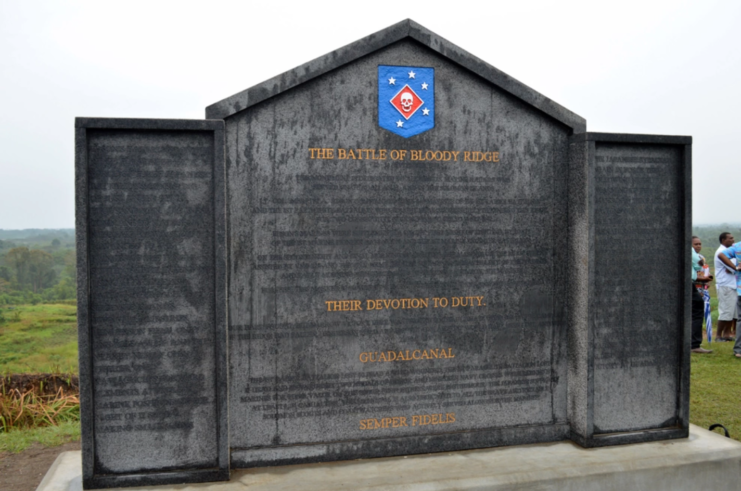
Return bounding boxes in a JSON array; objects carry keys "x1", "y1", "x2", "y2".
[{"x1": 1, "y1": 374, "x2": 79, "y2": 432}]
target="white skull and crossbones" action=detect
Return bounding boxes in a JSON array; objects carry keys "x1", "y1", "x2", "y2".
[{"x1": 400, "y1": 92, "x2": 414, "y2": 112}]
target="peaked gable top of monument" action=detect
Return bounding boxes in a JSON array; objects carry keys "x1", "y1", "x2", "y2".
[{"x1": 206, "y1": 19, "x2": 586, "y2": 132}]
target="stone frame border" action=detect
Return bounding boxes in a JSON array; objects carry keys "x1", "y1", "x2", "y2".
[{"x1": 75, "y1": 118, "x2": 229, "y2": 488}]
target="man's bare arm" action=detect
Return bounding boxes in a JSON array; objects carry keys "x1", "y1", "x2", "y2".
[{"x1": 718, "y1": 252, "x2": 738, "y2": 271}]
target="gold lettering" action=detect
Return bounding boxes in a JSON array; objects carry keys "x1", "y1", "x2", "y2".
[
  {"x1": 407, "y1": 413, "x2": 456, "y2": 427},
  {"x1": 325, "y1": 300, "x2": 339, "y2": 311},
  {"x1": 308, "y1": 147, "x2": 335, "y2": 159},
  {"x1": 358, "y1": 347, "x2": 456, "y2": 362},
  {"x1": 314, "y1": 148, "x2": 495, "y2": 164},
  {"x1": 325, "y1": 299, "x2": 362, "y2": 311},
  {"x1": 360, "y1": 415, "x2": 410, "y2": 430}
]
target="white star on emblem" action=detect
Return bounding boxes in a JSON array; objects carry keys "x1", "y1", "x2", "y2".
[
  {"x1": 408, "y1": 70, "x2": 416, "y2": 79},
  {"x1": 422, "y1": 108, "x2": 430, "y2": 116},
  {"x1": 421, "y1": 82, "x2": 428, "y2": 90},
  {"x1": 396, "y1": 120, "x2": 404, "y2": 128},
  {"x1": 388, "y1": 77, "x2": 396, "y2": 85}
]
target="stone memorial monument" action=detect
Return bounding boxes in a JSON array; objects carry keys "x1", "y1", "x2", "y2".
[{"x1": 76, "y1": 20, "x2": 691, "y2": 489}]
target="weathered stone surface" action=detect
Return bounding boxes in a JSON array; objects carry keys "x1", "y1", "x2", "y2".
[
  {"x1": 217, "y1": 32, "x2": 585, "y2": 466},
  {"x1": 568, "y1": 133, "x2": 691, "y2": 447},
  {"x1": 76, "y1": 118, "x2": 228, "y2": 488},
  {"x1": 75, "y1": 19, "x2": 692, "y2": 488}
]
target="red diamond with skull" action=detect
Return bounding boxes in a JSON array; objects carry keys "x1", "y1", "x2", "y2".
[{"x1": 390, "y1": 85, "x2": 424, "y2": 120}]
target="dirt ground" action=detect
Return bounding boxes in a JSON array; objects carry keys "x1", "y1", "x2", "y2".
[{"x1": 0, "y1": 441, "x2": 81, "y2": 491}]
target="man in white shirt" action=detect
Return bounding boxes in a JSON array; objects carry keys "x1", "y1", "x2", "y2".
[{"x1": 714, "y1": 232, "x2": 737, "y2": 341}]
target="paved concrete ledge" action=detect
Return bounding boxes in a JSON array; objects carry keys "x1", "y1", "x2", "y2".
[{"x1": 38, "y1": 424, "x2": 741, "y2": 491}]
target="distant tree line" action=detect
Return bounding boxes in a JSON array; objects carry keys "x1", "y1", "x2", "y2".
[
  {"x1": 0, "y1": 231, "x2": 76, "y2": 305},
  {"x1": 0, "y1": 226, "x2": 738, "y2": 306}
]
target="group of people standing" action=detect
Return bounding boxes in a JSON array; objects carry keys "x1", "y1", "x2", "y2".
[{"x1": 691, "y1": 232, "x2": 741, "y2": 358}]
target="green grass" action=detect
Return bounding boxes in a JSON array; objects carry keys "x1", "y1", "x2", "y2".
[
  {"x1": 694, "y1": 246, "x2": 741, "y2": 439},
  {"x1": 691, "y1": 326, "x2": 741, "y2": 441},
  {"x1": 0, "y1": 420, "x2": 80, "y2": 453},
  {"x1": 0, "y1": 304, "x2": 78, "y2": 374}
]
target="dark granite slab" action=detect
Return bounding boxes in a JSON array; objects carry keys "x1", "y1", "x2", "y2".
[
  {"x1": 74, "y1": 19, "x2": 692, "y2": 488},
  {"x1": 217, "y1": 33, "x2": 578, "y2": 466},
  {"x1": 75, "y1": 118, "x2": 228, "y2": 488},
  {"x1": 568, "y1": 132, "x2": 691, "y2": 447}
]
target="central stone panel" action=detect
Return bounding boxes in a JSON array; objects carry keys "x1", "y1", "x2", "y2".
[{"x1": 216, "y1": 39, "x2": 580, "y2": 466}]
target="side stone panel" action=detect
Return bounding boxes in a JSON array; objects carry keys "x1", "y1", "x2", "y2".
[
  {"x1": 76, "y1": 118, "x2": 228, "y2": 488},
  {"x1": 568, "y1": 132, "x2": 691, "y2": 447}
]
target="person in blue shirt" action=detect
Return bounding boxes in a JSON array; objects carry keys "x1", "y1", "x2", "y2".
[{"x1": 717, "y1": 244, "x2": 741, "y2": 358}]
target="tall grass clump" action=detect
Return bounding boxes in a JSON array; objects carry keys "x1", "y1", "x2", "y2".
[{"x1": 0, "y1": 373, "x2": 80, "y2": 433}]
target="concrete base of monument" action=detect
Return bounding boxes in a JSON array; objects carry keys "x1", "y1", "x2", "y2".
[{"x1": 38, "y1": 424, "x2": 741, "y2": 491}]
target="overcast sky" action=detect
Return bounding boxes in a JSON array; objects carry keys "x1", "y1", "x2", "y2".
[{"x1": 1, "y1": 0, "x2": 739, "y2": 229}]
